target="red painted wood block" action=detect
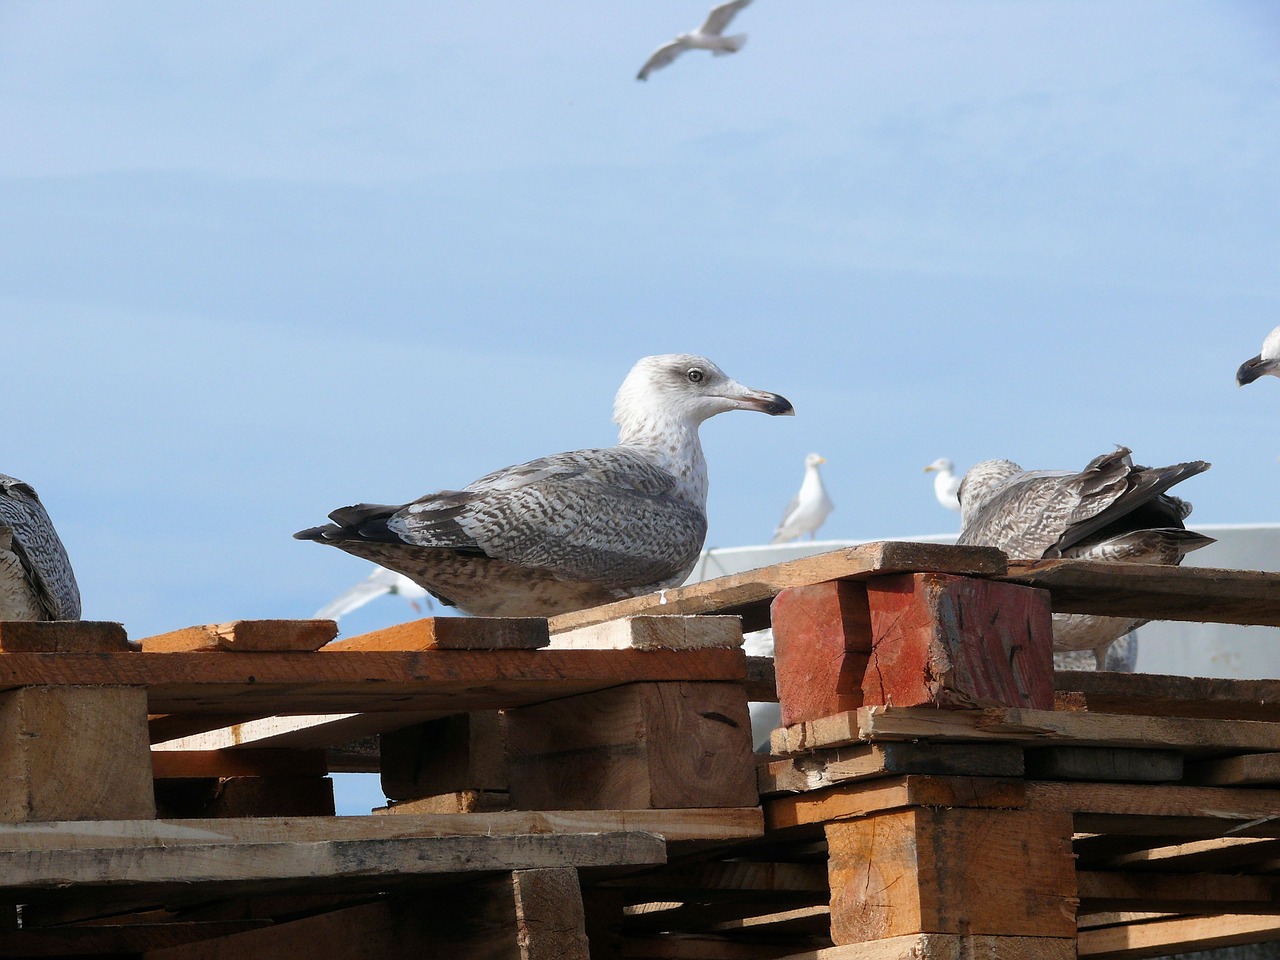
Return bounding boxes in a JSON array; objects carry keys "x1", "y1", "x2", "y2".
[
  {"x1": 863, "y1": 573, "x2": 1054, "y2": 710},
  {"x1": 771, "y1": 581, "x2": 873, "y2": 727}
]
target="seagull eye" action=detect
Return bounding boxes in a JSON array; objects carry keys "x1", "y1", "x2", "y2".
[{"x1": 687, "y1": 368, "x2": 704, "y2": 383}]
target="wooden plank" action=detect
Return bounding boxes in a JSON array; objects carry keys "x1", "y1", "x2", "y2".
[
  {"x1": 864, "y1": 574, "x2": 1054, "y2": 710},
  {"x1": 547, "y1": 542, "x2": 1008, "y2": 634},
  {"x1": 0, "y1": 807, "x2": 763, "y2": 850},
  {"x1": 1004, "y1": 560, "x2": 1280, "y2": 626},
  {"x1": 826, "y1": 809, "x2": 1077, "y2": 941},
  {"x1": 381, "y1": 711, "x2": 507, "y2": 800},
  {"x1": 1077, "y1": 913, "x2": 1280, "y2": 958},
  {"x1": 1055, "y1": 670, "x2": 1280, "y2": 722},
  {"x1": 152, "y1": 711, "x2": 449, "y2": 750},
  {"x1": 0, "y1": 686, "x2": 154, "y2": 822},
  {"x1": 549, "y1": 615, "x2": 741, "y2": 651},
  {"x1": 1076, "y1": 870, "x2": 1280, "y2": 912},
  {"x1": 605, "y1": 861, "x2": 827, "y2": 901},
  {"x1": 0, "y1": 921, "x2": 273, "y2": 957},
  {"x1": 505, "y1": 682, "x2": 756, "y2": 810},
  {"x1": 1101, "y1": 836, "x2": 1280, "y2": 872},
  {"x1": 1024, "y1": 747, "x2": 1183, "y2": 783},
  {"x1": 757, "y1": 935, "x2": 1077, "y2": 960},
  {"x1": 745, "y1": 655, "x2": 778, "y2": 702},
  {"x1": 765, "y1": 776, "x2": 1027, "y2": 832},
  {"x1": 758, "y1": 742, "x2": 1025, "y2": 796},
  {"x1": 156, "y1": 776, "x2": 335, "y2": 818},
  {"x1": 770, "y1": 581, "x2": 871, "y2": 727},
  {"x1": 379, "y1": 790, "x2": 510, "y2": 814},
  {"x1": 141, "y1": 620, "x2": 337, "y2": 652},
  {"x1": 151, "y1": 748, "x2": 328, "y2": 778},
  {"x1": 0, "y1": 620, "x2": 127, "y2": 653},
  {"x1": 1188, "y1": 752, "x2": 1280, "y2": 786},
  {"x1": 615, "y1": 936, "x2": 803, "y2": 959},
  {"x1": 330, "y1": 616, "x2": 549, "y2": 651},
  {"x1": 1027, "y1": 779, "x2": 1280, "y2": 824}
]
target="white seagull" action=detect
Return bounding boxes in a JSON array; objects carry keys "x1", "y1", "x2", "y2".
[
  {"x1": 1237, "y1": 325, "x2": 1280, "y2": 386},
  {"x1": 923, "y1": 458, "x2": 961, "y2": 512},
  {"x1": 637, "y1": 0, "x2": 754, "y2": 81},
  {"x1": 314, "y1": 564, "x2": 431, "y2": 621},
  {"x1": 0, "y1": 474, "x2": 81, "y2": 621},
  {"x1": 297, "y1": 355, "x2": 793, "y2": 618},
  {"x1": 771, "y1": 453, "x2": 834, "y2": 544}
]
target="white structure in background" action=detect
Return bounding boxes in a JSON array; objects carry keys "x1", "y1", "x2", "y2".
[
  {"x1": 771, "y1": 453, "x2": 834, "y2": 544},
  {"x1": 923, "y1": 458, "x2": 961, "y2": 512},
  {"x1": 687, "y1": 525, "x2": 1280, "y2": 748},
  {"x1": 314, "y1": 564, "x2": 430, "y2": 620}
]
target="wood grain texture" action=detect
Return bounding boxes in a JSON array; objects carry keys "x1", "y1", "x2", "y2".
[
  {"x1": 1077, "y1": 913, "x2": 1280, "y2": 958},
  {"x1": 140, "y1": 620, "x2": 337, "y2": 652},
  {"x1": 330, "y1": 616, "x2": 549, "y2": 651},
  {"x1": 758, "y1": 743, "x2": 1025, "y2": 797},
  {"x1": 1056, "y1": 670, "x2": 1280, "y2": 722},
  {"x1": 826, "y1": 808, "x2": 1077, "y2": 942},
  {"x1": 378, "y1": 789, "x2": 510, "y2": 815},
  {"x1": 546, "y1": 542, "x2": 1008, "y2": 634},
  {"x1": 1187, "y1": 751, "x2": 1280, "y2": 786},
  {"x1": 767, "y1": 935, "x2": 1077, "y2": 960},
  {"x1": 151, "y1": 748, "x2": 328, "y2": 779},
  {"x1": 863, "y1": 574, "x2": 1054, "y2": 710},
  {"x1": 1076, "y1": 869, "x2": 1280, "y2": 913},
  {"x1": 381, "y1": 710, "x2": 507, "y2": 800},
  {"x1": 770, "y1": 581, "x2": 871, "y2": 727},
  {"x1": 766, "y1": 775, "x2": 1027, "y2": 832},
  {"x1": 549, "y1": 615, "x2": 742, "y2": 651},
  {"x1": 0, "y1": 620, "x2": 127, "y2": 653},
  {"x1": 153, "y1": 776, "x2": 335, "y2": 819},
  {"x1": 1024, "y1": 747, "x2": 1183, "y2": 783}
]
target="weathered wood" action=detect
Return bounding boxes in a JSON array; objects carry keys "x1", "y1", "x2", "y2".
[
  {"x1": 863, "y1": 574, "x2": 1054, "y2": 710},
  {"x1": 1005, "y1": 559, "x2": 1280, "y2": 626},
  {"x1": 745, "y1": 655, "x2": 778, "y2": 702},
  {"x1": 151, "y1": 749, "x2": 328, "y2": 779},
  {"x1": 505, "y1": 682, "x2": 756, "y2": 810},
  {"x1": 141, "y1": 619, "x2": 337, "y2": 652},
  {"x1": 1077, "y1": 913, "x2": 1280, "y2": 958},
  {"x1": 330, "y1": 616, "x2": 549, "y2": 651},
  {"x1": 1024, "y1": 747, "x2": 1183, "y2": 783},
  {"x1": 152, "y1": 710, "x2": 449, "y2": 751},
  {"x1": 0, "y1": 620, "x2": 127, "y2": 653},
  {"x1": 546, "y1": 542, "x2": 1008, "y2": 634},
  {"x1": 382, "y1": 710, "x2": 507, "y2": 800},
  {"x1": 1100, "y1": 836, "x2": 1280, "y2": 872},
  {"x1": 550, "y1": 615, "x2": 742, "y2": 650},
  {"x1": 0, "y1": 686, "x2": 154, "y2": 822},
  {"x1": 1055, "y1": 670, "x2": 1280, "y2": 722},
  {"x1": 378, "y1": 789, "x2": 510, "y2": 814},
  {"x1": 770, "y1": 581, "x2": 871, "y2": 726},
  {"x1": 765, "y1": 776, "x2": 1027, "y2": 832},
  {"x1": 163, "y1": 776, "x2": 336, "y2": 818},
  {"x1": 605, "y1": 861, "x2": 827, "y2": 901},
  {"x1": 1027, "y1": 779, "x2": 1280, "y2": 824},
  {"x1": 0, "y1": 920, "x2": 273, "y2": 957},
  {"x1": 754, "y1": 935, "x2": 1077, "y2": 960},
  {"x1": 758, "y1": 742, "x2": 1024, "y2": 796},
  {"x1": 1076, "y1": 870, "x2": 1280, "y2": 913},
  {"x1": 826, "y1": 808, "x2": 1077, "y2": 941},
  {"x1": 1187, "y1": 751, "x2": 1280, "y2": 786}
]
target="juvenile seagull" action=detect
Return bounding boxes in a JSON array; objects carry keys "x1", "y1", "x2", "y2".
[
  {"x1": 0, "y1": 474, "x2": 81, "y2": 621},
  {"x1": 314, "y1": 564, "x2": 431, "y2": 621},
  {"x1": 957, "y1": 447, "x2": 1212, "y2": 669},
  {"x1": 923, "y1": 458, "x2": 961, "y2": 512},
  {"x1": 771, "y1": 453, "x2": 833, "y2": 543},
  {"x1": 637, "y1": 0, "x2": 754, "y2": 81},
  {"x1": 297, "y1": 355, "x2": 793, "y2": 617},
  {"x1": 1237, "y1": 325, "x2": 1280, "y2": 386}
]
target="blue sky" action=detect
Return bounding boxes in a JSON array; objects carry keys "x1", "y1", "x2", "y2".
[{"x1": 1, "y1": 1, "x2": 1278, "y2": 644}]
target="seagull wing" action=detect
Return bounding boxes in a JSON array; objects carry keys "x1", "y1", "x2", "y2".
[
  {"x1": 770, "y1": 493, "x2": 801, "y2": 543},
  {"x1": 637, "y1": 39, "x2": 688, "y2": 79},
  {"x1": 314, "y1": 569, "x2": 396, "y2": 619},
  {"x1": 700, "y1": 0, "x2": 752, "y2": 36},
  {"x1": 0, "y1": 475, "x2": 80, "y2": 619}
]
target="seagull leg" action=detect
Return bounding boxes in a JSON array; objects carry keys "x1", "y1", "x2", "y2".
[{"x1": 1091, "y1": 642, "x2": 1111, "y2": 671}]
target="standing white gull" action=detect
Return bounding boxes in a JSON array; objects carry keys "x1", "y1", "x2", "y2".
[
  {"x1": 297, "y1": 355, "x2": 793, "y2": 617},
  {"x1": 637, "y1": 0, "x2": 754, "y2": 81},
  {"x1": 770, "y1": 453, "x2": 833, "y2": 544},
  {"x1": 313, "y1": 564, "x2": 431, "y2": 621},
  {"x1": 0, "y1": 473, "x2": 80, "y2": 621},
  {"x1": 957, "y1": 447, "x2": 1212, "y2": 669},
  {"x1": 1237, "y1": 325, "x2": 1280, "y2": 386},
  {"x1": 923, "y1": 458, "x2": 961, "y2": 512}
]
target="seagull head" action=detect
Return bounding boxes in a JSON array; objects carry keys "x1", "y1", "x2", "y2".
[
  {"x1": 613, "y1": 354, "x2": 793, "y2": 440},
  {"x1": 956, "y1": 459, "x2": 1022, "y2": 522},
  {"x1": 1237, "y1": 326, "x2": 1280, "y2": 386},
  {"x1": 923, "y1": 458, "x2": 954, "y2": 474},
  {"x1": 804, "y1": 453, "x2": 827, "y2": 469}
]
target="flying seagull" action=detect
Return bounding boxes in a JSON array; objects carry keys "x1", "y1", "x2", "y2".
[
  {"x1": 923, "y1": 458, "x2": 961, "y2": 512},
  {"x1": 1237, "y1": 325, "x2": 1280, "y2": 386},
  {"x1": 956, "y1": 447, "x2": 1212, "y2": 669},
  {"x1": 0, "y1": 474, "x2": 81, "y2": 621},
  {"x1": 297, "y1": 354, "x2": 793, "y2": 617},
  {"x1": 314, "y1": 564, "x2": 431, "y2": 621},
  {"x1": 771, "y1": 453, "x2": 833, "y2": 543},
  {"x1": 637, "y1": 0, "x2": 754, "y2": 81}
]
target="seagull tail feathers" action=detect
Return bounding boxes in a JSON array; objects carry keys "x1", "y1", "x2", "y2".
[{"x1": 713, "y1": 33, "x2": 747, "y2": 55}]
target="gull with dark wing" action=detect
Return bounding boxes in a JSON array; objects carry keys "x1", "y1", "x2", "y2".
[
  {"x1": 957, "y1": 447, "x2": 1212, "y2": 669},
  {"x1": 923, "y1": 457, "x2": 961, "y2": 512},
  {"x1": 637, "y1": 0, "x2": 754, "y2": 81},
  {"x1": 1237, "y1": 325, "x2": 1280, "y2": 386},
  {"x1": 297, "y1": 355, "x2": 793, "y2": 617},
  {"x1": 0, "y1": 474, "x2": 81, "y2": 621},
  {"x1": 771, "y1": 453, "x2": 833, "y2": 543}
]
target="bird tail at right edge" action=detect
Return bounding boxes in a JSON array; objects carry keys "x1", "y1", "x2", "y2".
[{"x1": 714, "y1": 33, "x2": 747, "y2": 55}]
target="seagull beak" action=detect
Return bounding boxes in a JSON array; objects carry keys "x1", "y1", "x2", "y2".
[
  {"x1": 816, "y1": 456, "x2": 827, "y2": 465},
  {"x1": 923, "y1": 465, "x2": 936, "y2": 473},
  {"x1": 1237, "y1": 354, "x2": 1274, "y2": 386},
  {"x1": 726, "y1": 386, "x2": 794, "y2": 416}
]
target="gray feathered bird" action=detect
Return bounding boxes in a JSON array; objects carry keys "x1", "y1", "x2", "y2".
[
  {"x1": 957, "y1": 447, "x2": 1212, "y2": 669},
  {"x1": 637, "y1": 0, "x2": 754, "y2": 81},
  {"x1": 0, "y1": 474, "x2": 81, "y2": 621},
  {"x1": 1237, "y1": 325, "x2": 1280, "y2": 386},
  {"x1": 297, "y1": 355, "x2": 793, "y2": 617}
]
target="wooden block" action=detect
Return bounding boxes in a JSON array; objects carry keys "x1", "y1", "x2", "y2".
[
  {"x1": 549, "y1": 615, "x2": 742, "y2": 650},
  {"x1": 505, "y1": 682, "x2": 756, "y2": 810},
  {"x1": 759, "y1": 742, "x2": 1024, "y2": 796},
  {"x1": 0, "y1": 620, "x2": 127, "y2": 653},
  {"x1": 0, "y1": 686, "x2": 154, "y2": 822},
  {"x1": 771, "y1": 581, "x2": 872, "y2": 727},
  {"x1": 379, "y1": 789, "x2": 510, "y2": 814},
  {"x1": 151, "y1": 749, "x2": 328, "y2": 779},
  {"x1": 331, "y1": 616, "x2": 549, "y2": 651},
  {"x1": 826, "y1": 808, "x2": 1077, "y2": 942},
  {"x1": 1055, "y1": 670, "x2": 1280, "y2": 723},
  {"x1": 1077, "y1": 912, "x2": 1280, "y2": 958},
  {"x1": 864, "y1": 574, "x2": 1054, "y2": 710},
  {"x1": 1187, "y1": 751, "x2": 1280, "y2": 786},
  {"x1": 772, "y1": 934, "x2": 1076, "y2": 959},
  {"x1": 381, "y1": 711, "x2": 508, "y2": 801},
  {"x1": 1025, "y1": 746, "x2": 1183, "y2": 782},
  {"x1": 141, "y1": 619, "x2": 337, "y2": 652}
]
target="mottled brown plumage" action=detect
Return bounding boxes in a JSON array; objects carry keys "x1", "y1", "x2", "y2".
[{"x1": 0, "y1": 474, "x2": 81, "y2": 621}]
